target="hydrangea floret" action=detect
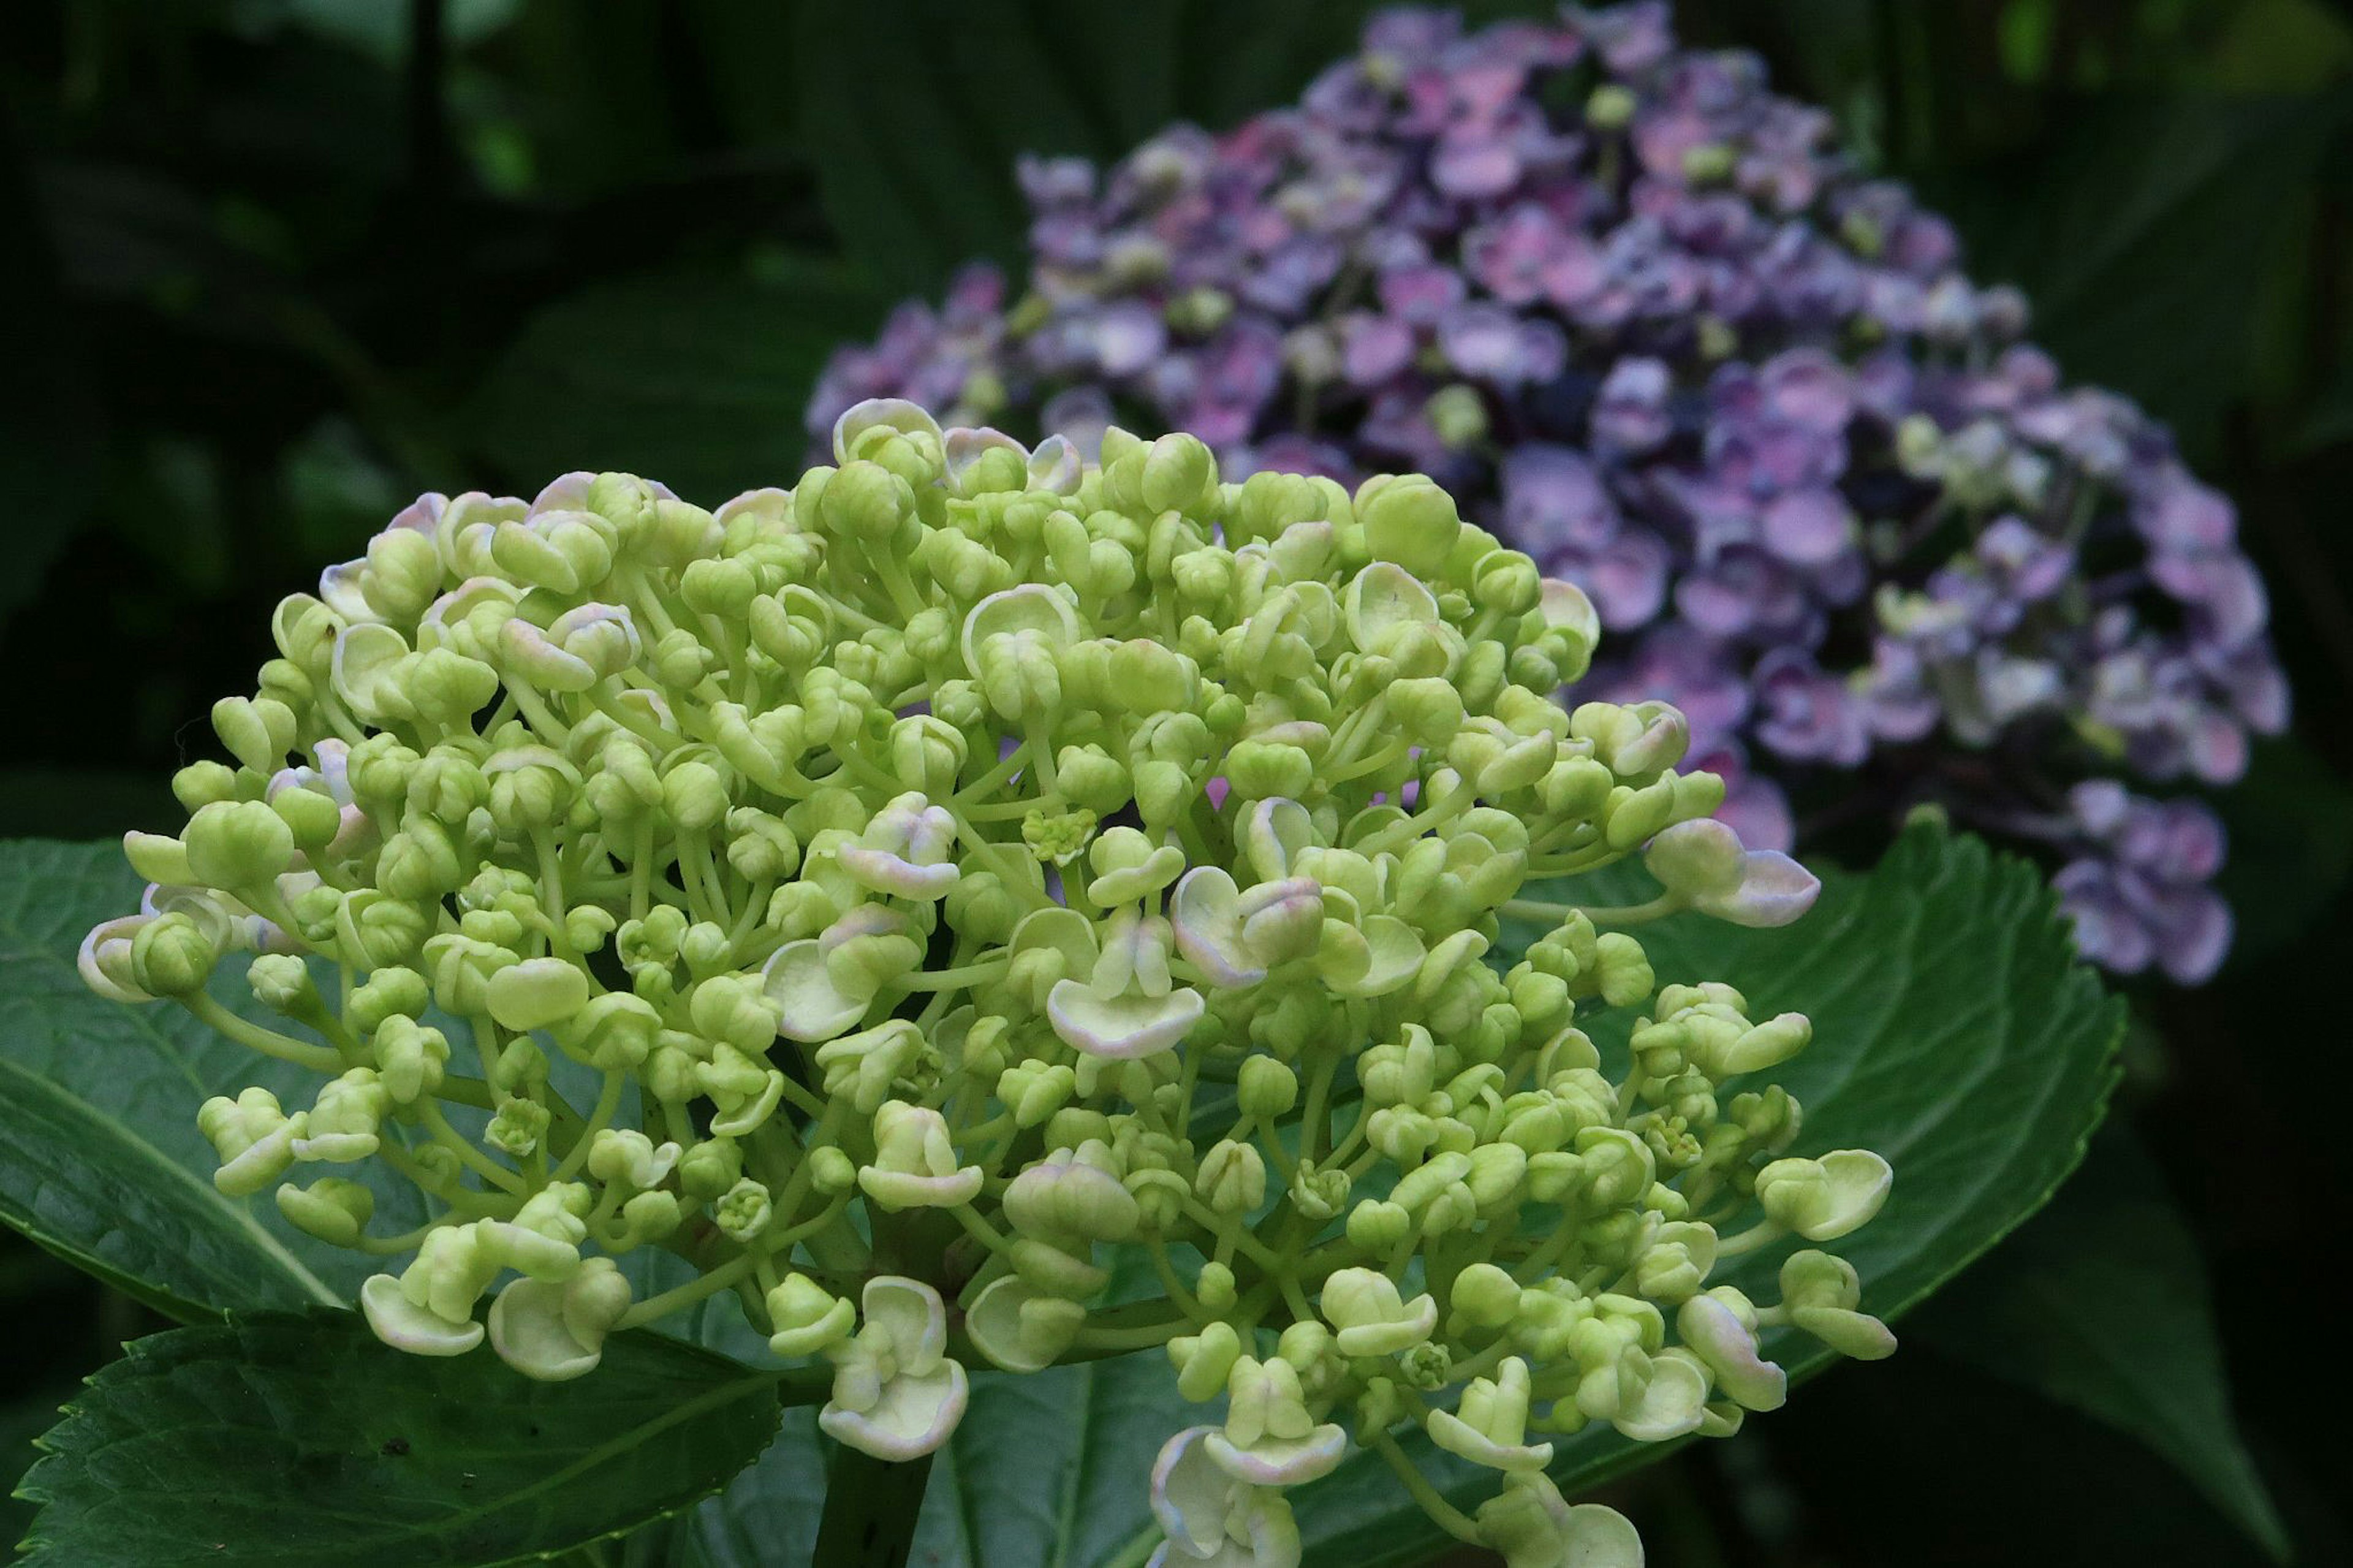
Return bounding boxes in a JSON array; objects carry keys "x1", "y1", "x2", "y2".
[
  {"x1": 809, "y1": 0, "x2": 2289, "y2": 984},
  {"x1": 83, "y1": 396, "x2": 1894, "y2": 1564}
]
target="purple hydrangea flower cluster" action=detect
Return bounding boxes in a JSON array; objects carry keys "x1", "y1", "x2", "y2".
[{"x1": 806, "y1": 2, "x2": 2289, "y2": 983}]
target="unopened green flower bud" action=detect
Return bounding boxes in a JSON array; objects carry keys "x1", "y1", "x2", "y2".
[
  {"x1": 767, "y1": 1273, "x2": 856, "y2": 1358},
  {"x1": 173, "y1": 760, "x2": 242, "y2": 812},
  {"x1": 213, "y1": 695, "x2": 296, "y2": 775},
  {"x1": 1236, "y1": 1056, "x2": 1299, "y2": 1120},
  {"x1": 1591, "y1": 933, "x2": 1654, "y2": 1009},
  {"x1": 1356, "y1": 474, "x2": 1462, "y2": 578},
  {"x1": 197, "y1": 1087, "x2": 303, "y2": 1197},
  {"x1": 486, "y1": 1098, "x2": 550, "y2": 1159},
  {"x1": 276, "y1": 1176, "x2": 375, "y2": 1247},
  {"x1": 373, "y1": 1015, "x2": 450, "y2": 1104},
  {"x1": 184, "y1": 799, "x2": 295, "y2": 889},
  {"x1": 131, "y1": 912, "x2": 216, "y2": 997},
  {"x1": 714, "y1": 1177, "x2": 773, "y2": 1243},
  {"x1": 1755, "y1": 1151, "x2": 1892, "y2": 1241},
  {"x1": 245, "y1": 952, "x2": 316, "y2": 1014},
  {"x1": 1779, "y1": 1250, "x2": 1898, "y2": 1360},
  {"x1": 1170, "y1": 1320, "x2": 1244, "y2": 1403},
  {"x1": 808, "y1": 1145, "x2": 857, "y2": 1195},
  {"x1": 487, "y1": 957, "x2": 592, "y2": 1033},
  {"x1": 1321, "y1": 1266, "x2": 1438, "y2": 1357},
  {"x1": 1195, "y1": 1137, "x2": 1267, "y2": 1215}
]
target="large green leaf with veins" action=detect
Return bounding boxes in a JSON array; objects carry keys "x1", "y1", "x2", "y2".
[
  {"x1": 13, "y1": 1312, "x2": 781, "y2": 1568},
  {"x1": 0, "y1": 838, "x2": 418, "y2": 1316}
]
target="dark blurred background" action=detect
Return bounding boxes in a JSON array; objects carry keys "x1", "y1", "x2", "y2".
[{"x1": 1, "y1": 2, "x2": 2348, "y2": 1563}]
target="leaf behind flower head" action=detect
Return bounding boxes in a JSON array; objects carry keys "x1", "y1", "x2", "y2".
[
  {"x1": 0, "y1": 838, "x2": 411, "y2": 1319},
  {"x1": 13, "y1": 1311, "x2": 782, "y2": 1568}
]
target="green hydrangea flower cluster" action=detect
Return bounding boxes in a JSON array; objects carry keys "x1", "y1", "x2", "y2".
[{"x1": 80, "y1": 398, "x2": 1893, "y2": 1568}]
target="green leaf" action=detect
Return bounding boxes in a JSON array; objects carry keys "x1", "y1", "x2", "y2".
[
  {"x1": 13, "y1": 1312, "x2": 782, "y2": 1568},
  {"x1": 1, "y1": 1384, "x2": 74, "y2": 1554},
  {"x1": 463, "y1": 259, "x2": 894, "y2": 503},
  {"x1": 0, "y1": 1056, "x2": 325, "y2": 1321},
  {"x1": 1906, "y1": 1124, "x2": 2290, "y2": 1559},
  {"x1": 0, "y1": 838, "x2": 422, "y2": 1314}
]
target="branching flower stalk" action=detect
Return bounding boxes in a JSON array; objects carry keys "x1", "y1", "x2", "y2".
[{"x1": 81, "y1": 398, "x2": 1894, "y2": 1568}]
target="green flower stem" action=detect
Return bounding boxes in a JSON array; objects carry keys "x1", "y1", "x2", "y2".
[
  {"x1": 951, "y1": 740, "x2": 1031, "y2": 803},
  {"x1": 725, "y1": 877, "x2": 776, "y2": 956},
  {"x1": 280, "y1": 990, "x2": 366, "y2": 1059},
  {"x1": 1711, "y1": 1218, "x2": 1788, "y2": 1258},
  {"x1": 947, "y1": 1201, "x2": 1014, "y2": 1257},
  {"x1": 505, "y1": 681, "x2": 573, "y2": 745},
  {"x1": 1070, "y1": 1316, "x2": 1189, "y2": 1352},
  {"x1": 417, "y1": 1099, "x2": 529, "y2": 1195},
  {"x1": 357, "y1": 1219, "x2": 449, "y2": 1256},
  {"x1": 1371, "y1": 1432, "x2": 1483, "y2": 1544},
  {"x1": 811, "y1": 1443, "x2": 934, "y2": 1568},
  {"x1": 1357, "y1": 780, "x2": 1474, "y2": 857},
  {"x1": 548, "y1": 1071, "x2": 626, "y2": 1181},
  {"x1": 179, "y1": 993, "x2": 344, "y2": 1074},
  {"x1": 897, "y1": 959, "x2": 1010, "y2": 992},
  {"x1": 616, "y1": 1246, "x2": 767, "y2": 1330},
  {"x1": 1145, "y1": 1238, "x2": 1204, "y2": 1319},
  {"x1": 1509, "y1": 1210, "x2": 1585, "y2": 1284},
  {"x1": 1178, "y1": 1197, "x2": 1286, "y2": 1272},
  {"x1": 376, "y1": 1138, "x2": 515, "y2": 1216},
  {"x1": 1499, "y1": 892, "x2": 1683, "y2": 926}
]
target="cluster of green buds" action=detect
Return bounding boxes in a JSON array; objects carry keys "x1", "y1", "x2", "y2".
[{"x1": 81, "y1": 398, "x2": 1893, "y2": 1567}]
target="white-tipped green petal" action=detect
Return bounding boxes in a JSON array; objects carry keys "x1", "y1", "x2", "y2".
[
  {"x1": 1028, "y1": 434, "x2": 1082, "y2": 494},
  {"x1": 1203, "y1": 1424, "x2": 1348, "y2": 1487},
  {"x1": 330, "y1": 622, "x2": 412, "y2": 719},
  {"x1": 1427, "y1": 1409, "x2": 1555, "y2": 1472},
  {"x1": 961, "y1": 583, "x2": 1082, "y2": 675},
  {"x1": 317, "y1": 558, "x2": 378, "y2": 626},
  {"x1": 1150, "y1": 1426, "x2": 1232, "y2": 1558},
  {"x1": 1610, "y1": 1349, "x2": 1710, "y2": 1442},
  {"x1": 819, "y1": 1360, "x2": 968, "y2": 1462},
  {"x1": 833, "y1": 397, "x2": 943, "y2": 464},
  {"x1": 944, "y1": 426, "x2": 1029, "y2": 490},
  {"x1": 1240, "y1": 798, "x2": 1316, "y2": 882},
  {"x1": 361, "y1": 1273, "x2": 482, "y2": 1357},
  {"x1": 863, "y1": 1275, "x2": 948, "y2": 1370},
  {"x1": 1343, "y1": 561, "x2": 1440, "y2": 653},
  {"x1": 857, "y1": 1162, "x2": 985, "y2": 1211},
  {"x1": 488, "y1": 1276, "x2": 605, "y2": 1381},
  {"x1": 1677, "y1": 1293, "x2": 1786, "y2": 1412},
  {"x1": 1169, "y1": 867, "x2": 1265, "y2": 988},
  {"x1": 77, "y1": 915, "x2": 156, "y2": 1003},
  {"x1": 1814, "y1": 1149, "x2": 1893, "y2": 1239},
  {"x1": 1047, "y1": 979, "x2": 1204, "y2": 1059},
  {"x1": 964, "y1": 1276, "x2": 1085, "y2": 1374},
  {"x1": 1333, "y1": 915, "x2": 1425, "y2": 998},
  {"x1": 761, "y1": 938, "x2": 870, "y2": 1042},
  {"x1": 1477, "y1": 1472, "x2": 1643, "y2": 1568}
]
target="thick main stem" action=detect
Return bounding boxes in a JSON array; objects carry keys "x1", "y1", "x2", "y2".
[{"x1": 811, "y1": 1445, "x2": 936, "y2": 1568}]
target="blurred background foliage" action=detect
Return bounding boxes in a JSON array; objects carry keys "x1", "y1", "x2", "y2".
[{"x1": 1, "y1": 1, "x2": 2348, "y2": 1563}]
